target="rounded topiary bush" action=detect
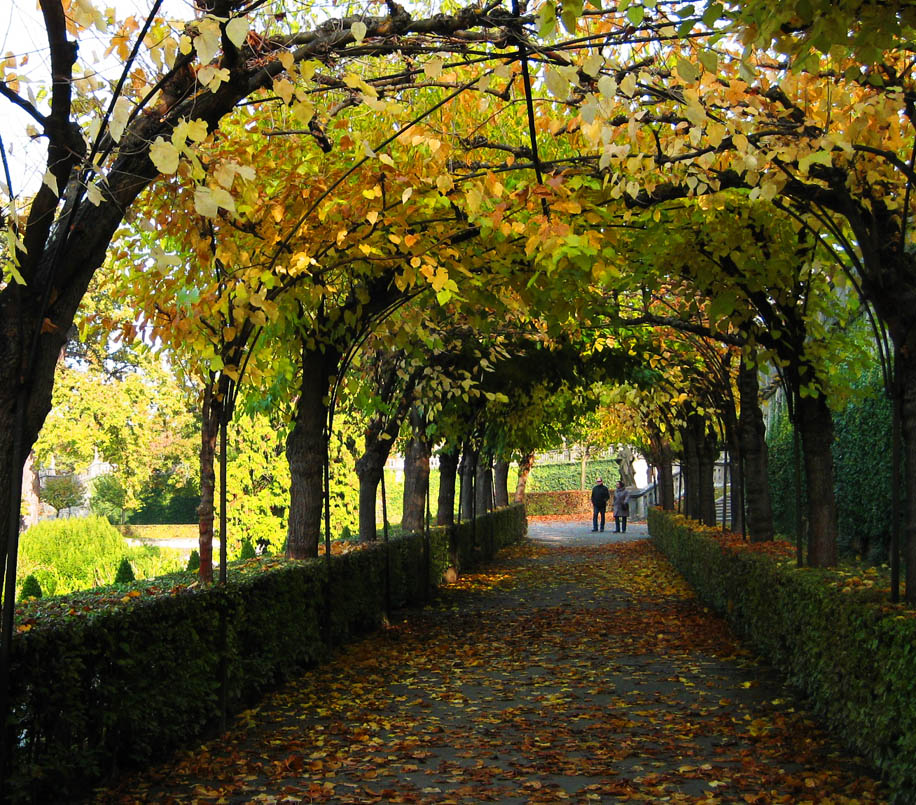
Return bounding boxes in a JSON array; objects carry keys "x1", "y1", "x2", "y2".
[
  {"x1": 114, "y1": 557, "x2": 135, "y2": 584},
  {"x1": 186, "y1": 550, "x2": 200, "y2": 572},
  {"x1": 19, "y1": 574, "x2": 43, "y2": 600}
]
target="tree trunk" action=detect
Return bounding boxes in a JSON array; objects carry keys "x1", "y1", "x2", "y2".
[
  {"x1": 402, "y1": 408, "x2": 430, "y2": 532},
  {"x1": 197, "y1": 383, "x2": 220, "y2": 584},
  {"x1": 738, "y1": 359, "x2": 774, "y2": 541},
  {"x1": 797, "y1": 391, "x2": 838, "y2": 567},
  {"x1": 682, "y1": 418, "x2": 701, "y2": 520},
  {"x1": 493, "y1": 458, "x2": 510, "y2": 508},
  {"x1": 286, "y1": 344, "x2": 337, "y2": 559},
  {"x1": 647, "y1": 432, "x2": 676, "y2": 511},
  {"x1": 475, "y1": 454, "x2": 492, "y2": 516},
  {"x1": 697, "y1": 421, "x2": 718, "y2": 528},
  {"x1": 514, "y1": 451, "x2": 535, "y2": 502},
  {"x1": 355, "y1": 448, "x2": 385, "y2": 542},
  {"x1": 458, "y1": 444, "x2": 477, "y2": 521},
  {"x1": 21, "y1": 452, "x2": 41, "y2": 531},
  {"x1": 436, "y1": 448, "x2": 459, "y2": 526}
]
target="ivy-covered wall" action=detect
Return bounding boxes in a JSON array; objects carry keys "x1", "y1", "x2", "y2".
[{"x1": 767, "y1": 368, "x2": 894, "y2": 564}]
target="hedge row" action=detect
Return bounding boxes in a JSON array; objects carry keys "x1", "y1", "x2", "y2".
[
  {"x1": 528, "y1": 459, "x2": 619, "y2": 492},
  {"x1": 523, "y1": 490, "x2": 592, "y2": 516},
  {"x1": 648, "y1": 508, "x2": 916, "y2": 802},
  {"x1": 6, "y1": 505, "x2": 527, "y2": 804},
  {"x1": 117, "y1": 523, "x2": 200, "y2": 542}
]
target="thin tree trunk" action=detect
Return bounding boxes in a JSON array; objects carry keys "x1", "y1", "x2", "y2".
[
  {"x1": 514, "y1": 451, "x2": 535, "y2": 503},
  {"x1": 697, "y1": 421, "x2": 718, "y2": 527},
  {"x1": 402, "y1": 408, "x2": 430, "y2": 532},
  {"x1": 198, "y1": 383, "x2": 220, "y2": 584},
  {"x1": 493, "y1": 457, "x2": 510, "y2": 508},
  {"x1": 21, "y1": 452, "x2": 41, "y2": 531},
  {"x1": 682, "y1": 418, "x2": 701, "y2": 520},
  {"x1": 797, "y1": 391, "x2": 838, "y2": 567},
  {"x1": 738, "y1": 359, "x2": 774, "y2": 541},
  {"x1": 458, "y1": 444, "x2": 477, "y2": 521},
  {"x1": 436, "y1": 448, "x2": 459, "y2": 526},
  {"x1": 475, "y1": 453, "x2": 492, "y2": 516},
  {"x1": 287, "y1": 344, "x2": 336, "y2": 559}
]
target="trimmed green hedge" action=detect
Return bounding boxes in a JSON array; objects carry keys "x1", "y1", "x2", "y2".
[
  {"x1": 5, "y1": 505, "x2": 527, "y2": 803},
  {"x1": 649, "y1": 508, "x2": 916, "y2": 801},
  {"x1": 528, "y1": 459, "x2": 619, "y2": 492},
  {"x1": 118, "y1": 523, "x2": 199, "y2": 542},
  {"x1": 523, "y1": 490, "x2": 591, "y2": 516}
]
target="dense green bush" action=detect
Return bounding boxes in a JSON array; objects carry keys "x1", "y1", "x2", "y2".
[
  {"x1": 238, "y1": 539, "x2": 256, "y2": 560},
  {"x1": 5, "y1": 505, "x2": 527, "y2": 803},
  {"x1": 528, "y1": 459, "x2": 618, "y2": 492},
  {"x1": 187, "y1": 550, "x2": 200, "y2": 572},
  {"x1": 19, "y1": 575, "x2": 42, "y2": 600},
  {"x1": 18, "y1": 517, "x2": 184, "y2": 597},
  {"x1": 767, "y1": 369, "x2": 894, "y2": 563},
  {"x1": 114, "y1": 558, "x2": 135, "y2": 584},
  {"x1": 649, "y1": 508, "x2": 916, "y2": 800}
]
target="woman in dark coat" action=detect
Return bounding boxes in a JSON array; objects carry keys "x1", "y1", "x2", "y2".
[{"x1": 613, "y1": 480, "x2": 630, "y2": 533}]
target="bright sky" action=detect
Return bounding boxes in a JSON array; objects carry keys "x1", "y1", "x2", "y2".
[{"x1": 0, "y1": 0, "x2": 195, "y2": 197}]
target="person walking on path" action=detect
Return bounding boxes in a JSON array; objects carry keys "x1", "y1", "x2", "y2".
[
  {"x1": 591, "y1": 477, "x2": 610, "y2": 532},
  {"x1": 613, "y1": 479, "x2": 630, "y2": 533}
]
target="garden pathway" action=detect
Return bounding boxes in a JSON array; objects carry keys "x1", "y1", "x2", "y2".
[{"x1": 94, "y1": 517, "x2": 888, "y2": 804}]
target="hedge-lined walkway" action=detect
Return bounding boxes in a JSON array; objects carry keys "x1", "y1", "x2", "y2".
[{"x1": 95, "y1": 519, "x2": 888, "y2": 803}]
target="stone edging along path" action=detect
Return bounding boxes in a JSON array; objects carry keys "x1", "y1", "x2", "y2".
[{"x1": 94, "y1": 517, "x2": 888, "y2": 804}]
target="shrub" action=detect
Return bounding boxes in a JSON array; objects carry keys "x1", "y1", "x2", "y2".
[
  {"x1": 5, "y1": 505, "x2": 527, "y2": 803},
  {"x1": 187, "y1": 550, "x2": 200, "y2": 572},
  {"x1": 18, "y1": 575, "x2": 42, "y2": 600},
  {"x1": 649, "y1": 508, "x2": 916, "y2": 800},
  {"x1": 114, "y1": 558, "x2": 135, "y2": 584},
  {"x1": 238, "y1": 539, "x2": 256, "y2": 560},
  {"x1": 17, "y1": 516, "x2": 183, "y2": 597},
  {"x1": 18, "y1": 516, "x2": 127, "y2": 596}
]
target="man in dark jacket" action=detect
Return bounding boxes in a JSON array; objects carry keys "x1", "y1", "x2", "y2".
[{"x1": 591, "y1": 477, "x2": 610, "y2": 532}]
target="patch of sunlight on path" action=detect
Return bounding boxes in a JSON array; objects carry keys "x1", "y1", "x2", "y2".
[{"x1": 93, "y1": 518, "x2": 889, "y2": 805}]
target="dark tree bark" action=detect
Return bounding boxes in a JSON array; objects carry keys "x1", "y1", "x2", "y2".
[
  {"x1": 286, "y1": 344, "x2": 338, "y2": 559},
  {"x1": 493, "y1": 457, "x2": 510, "y2": 508},
  {"x1": 436, "y1": 448, "x2": 459, "y2": 526},
  {"x1": 402, "y1": 407, "x2": 431, "y2": 532},
  {"x1": 197, "y1": 383, "x2": 221, "y2": 583},
  {"x1": 475, "y1": 453, "x2": 493, "y2": 516},
  {"x1": 681, "y1": 418, "x2": 701, "y2": 520},
  {"x1": 514, "y1": 451, "x2": 535, "y2": 503},
  {"x1": 697, "y1": 419, "x2": 719, "y2": 528},
  {"x1": 355, "y1": 448, "x2": 385, "y2": 543},
  {"x1": 797, "y1": 391, "x2": 838, "y2": 567},
  {"x1": 646, "y1": 431, "x2": 675, "y2": 510},
  {"x1": 458, "y1": 443, "x2": 478, "y2": 521},
  {"x1": 738, "y1": 359, "x2": 774, "y2": 541}
]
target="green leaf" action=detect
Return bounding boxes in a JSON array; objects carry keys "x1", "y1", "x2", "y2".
[
  {"x1": 676, "y1": 58, "x2": 699, "y2": 82},
  {"x1": 626, "y1": 4, "x2": 645, "y2": 25}
]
